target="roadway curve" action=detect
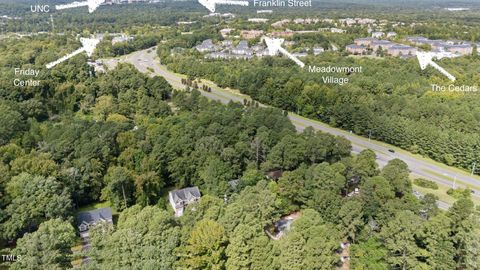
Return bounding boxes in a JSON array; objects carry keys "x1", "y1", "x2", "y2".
[{"x1": 101, "y1": 47, "x2": 480, "y2": 208}]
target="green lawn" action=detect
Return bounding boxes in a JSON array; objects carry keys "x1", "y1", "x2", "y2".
[
  {"x1": 422, "y1": 168, "x2": 480, "y2": 190},
  {"x1": 76, "y1": 201, "x2": 116, "y2": 215},
  {"x1": 411, "y1": 177, "x2": 480, "y2": 207}
]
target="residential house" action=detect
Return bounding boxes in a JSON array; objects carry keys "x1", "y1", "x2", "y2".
[
  {"x1": 292, "y1": 52, "x2": 308, "y2": 58},
  {"x1": 265, "y1": 212, "x2": 300, "y2": 240},
  {"x1": 222, "y1": 13, "x2": 235, "y2": 18},
  {"x1": 313, "y1": 47, "x2": 325, "y2": 55},
  {"x1": 220, "y1": 28, "x2": 234, "y2": 37},
  {"x1": 177, "y1": 21, "x2": 197, "y2": 25},
  {"x1": 371, "y1": 40, "x2": 395, "y2": 51},
  {"x1": 388, "y1": 45, "x2": 417, "y2": 57},
  {"x1": 195, "y1": 39, "x2": 217, "y2": 52},
  {"x1": 330, "y1": 28, "x2": 346, "y2": 33},
  {"x1": 347, "y1": 188, "x2": 360, "y2": 197},
  {"x1": 87, "y1": 60, "x2": 106, "y2": 73},
  {"x1": 266, "y1": 169, "x2": 284, "y2": 180},
  {"x1": 416, "y1": 39, "x2": 445, "y2": 48},
  {"x1": 293, "y1": 18, "x2": 305, "y2": 24},
  {"x1": 232, "y1": 40, "x2": 253, "y2": 55},
  {"x1": 387, "y1": 32, "x2": 397, "y2": 38},
  {"x1": 354, "y1": 37, "x2": 377, "y2": 47},
  {"x1": 257, "y1": 10, "x2": 273, "y2": 14},
  {"x1": 203, "y1": 13, "x2": 235, "y2": 18},
  {"x1": 248, "y1": 18, "x2": 269, "y2": 23},
  {"x1": 111, "y1": 34, "x2": 133, "y2": 45},
  {"x1": 205, "y1": 52, "x2": 227, "y2": 59},
  {"x1": 256, "y1": 49, "x2": 270, "y2": 57},
  {"x1": 240, "y1": 30, "x2": 264, "y2": 39},
  {"x1": 446, "y1": 39, "x2": 468, "y2": 45},
  {"x1": 339, "y1": 18, "x2": 356, "y2": 26},
  {"x1": 271, "y1": 19, "x2": 291, "y2": 28},
  {"x1": 271, "y1": 31, "x2": 294, "y2": 38},
  {"x1": 228, "y1": 179, "x2": 241, "y2": 192},
  {"x1": 405, "y1": 36, "x2": 429, "y2": 45},
  {"x1": 371, "y1": 31, "x2": 385, "y2": 39},
  {"x1": 346, "y1": 44, "x2": 366, "y2": 55},
  {"x1": 76, "y1": 207, "x2": 113, "y2": 237},
  {"x1": 293, "y1": 18, "x2": 319, "y2": 24},
  {"x1": 251, "y1": 44, "x2": 266, "y2": 52},
  {"x1": 356, "y1": 18, "x2": 376, "y2": 25},
  {"x1": 446, "y1": 44, "x2": 473, "y2": 56},
  {"x1": 206, "y1": 52, "x2": 253, "y2": 60},
  {"x1": 221, "y1": 40, "x2": 233, "y2": 47},
  {"x1": 169, "y1": 187, "x2": 201, "y2": 217}
]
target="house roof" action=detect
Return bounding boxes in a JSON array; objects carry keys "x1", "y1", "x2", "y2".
[
  {"x1": 372, "y1": 40, "x2": 392, "y2": 45},
  {"x1": 228, "y1": 179, "x2": 241, "y2": 190},
  {"x1": 390, "y1": 45, "x2": 415, "y2": 50},
  {"x1": 236, "y1": 40, "x2": 249, "y2": 50},
  {"x1": 266, "y1": 169, "x2": 284, "y2": 180},
  {"x1": 447, "y1": 44, "x2": 472, "y2": 49},
  {"x1": 76, "y1": 207, "x2": 113, "y2": 226},
  {"x1": 196, "y1": 39, "x2": 215, "y2": 50},
  {"x1": 355, "y1": 37, "x2": 377, "y2": 41},
  {"x1": 346, "y1": 44, "x2": 365, "y2": 49},
  {"x1": 405, "y1": 36, "x2": 428, "y2": 41},
  {"x1": 169, "y1": 187, "x2": 201, "y2": 205}
]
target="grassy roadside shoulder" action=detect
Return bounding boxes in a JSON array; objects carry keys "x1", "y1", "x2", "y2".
[{"x1": 410, "y1": 176, "x2": 480, "y2": 207}]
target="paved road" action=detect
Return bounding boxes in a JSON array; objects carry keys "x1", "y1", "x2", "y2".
[{"x1": 101, "y1": 47, "x2": 480, "y2": 209}]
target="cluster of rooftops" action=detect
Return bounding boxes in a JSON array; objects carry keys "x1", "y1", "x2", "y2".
[
  {"x1": 405, "y1": 36, "x2": 476, "y2": 56},
  {"x1": 75, "y1": 186, "x2": 203, "y2": 234},
  {"x1": 194, "y1": 39, "x2": 324, "y2": 60},
  {"x1": 195, "y1": 39, "x2": 269, "y2": 60},
  {"x1": 346, "y1": 37, "x2": 418, "y2": 58},
  {"x1": 346, "y1": 35, "x2": 477, "y2": 58}
]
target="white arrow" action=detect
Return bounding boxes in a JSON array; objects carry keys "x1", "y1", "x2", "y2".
[
  {"x1": 46, "y1": 37, "x2": 100, "y2": 69},
  {"x1": 56, "y1": 0, "x2": 105, "y2": 13},
  {"x1": 264, "y1": 37, "x2": 305, "y2": 68},
  {"x1": 198, "y1": 0, "x2": 249, "y2": 13},
  {"x1": 417, "y1": 52, "x2": 456, "y2": 82}
]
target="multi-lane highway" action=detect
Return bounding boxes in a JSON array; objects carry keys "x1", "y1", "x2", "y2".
[{"x1": 102, "y1": 47, "x2": 480, "y2": 209}]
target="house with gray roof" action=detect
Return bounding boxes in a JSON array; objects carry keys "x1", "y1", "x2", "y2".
[
  {"x1": 346, "y1": 44, "x2": 366, "y2": 55},
  {"x1": 232, "y1": 40, "x2": 253, "y2": 55},
  {"x1": 388, "y1": 45, "x2": 417, "y2": 57},
  {"x1": 371, "y1": 31, "x2": 384, "y2": 39},
  {"x1": 169, "y1": 187, "x2": 201, "y2": 217},
  {"x1": 405, "y1": 36, "x2": 428, "y2": 44},
  {"x1": 76, "y1": 207, "x2": 113, "y2": 236},
  {"x1": 387, "y1": 32, "x2": 397, "y2": 38},
  {"x1": 255, "y1": 48, "x2": 270, "y2": 58},
  {"x1": 371, "y1": 40, "x2": 395, "y2": 51},
  {"x1": 446, "y1": 44, "x2": 473, "y2": 56},
  {"x1": 112, "y1": 34, "x2": 134, "y2": 45},
  {"x1": 195, "y1": 39, "x2": 218, "y2": 53},
  {"x1": 313, "y1": 47, "x2": 325, "y2": 55},
  {"x1": 354, "y1": 37, "x2": 377, "y2": 47}
]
